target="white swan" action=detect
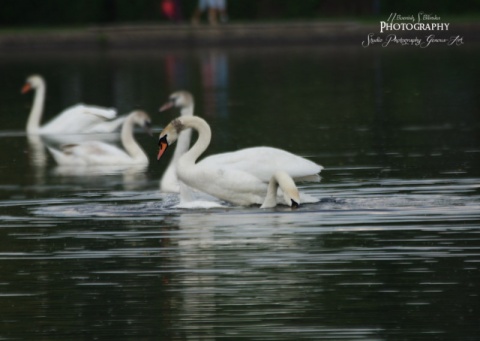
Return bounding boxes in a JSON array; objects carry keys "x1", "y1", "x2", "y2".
[
  {"x1": 21, "y1": 74, "x2": 125, "y2": 134},
  {"x1": 48, "y1": 110, "x2": 151, "y2": 166},
  {"x1": 157, "y1": 116, "x2": 315, "y2": 207},
  {"x1": 158, "y1": 91, "x2": 323, "y2": 194},
  {"x1": 159, "y1": 91, "x2": 193, "y2": 192}
]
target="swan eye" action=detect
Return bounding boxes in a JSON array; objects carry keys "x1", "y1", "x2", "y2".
[{"x1": 158, "y1": 135, "x2": 168, "y2": 147}]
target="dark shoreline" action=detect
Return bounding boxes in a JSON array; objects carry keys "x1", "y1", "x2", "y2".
[{"x1": 0, "y1": 21, "x2": 479, "y2": 51}]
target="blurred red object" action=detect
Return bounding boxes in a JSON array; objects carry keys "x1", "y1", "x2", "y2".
[{"x1": 161, "y1": 0, "x2": 175, "y2": 20}]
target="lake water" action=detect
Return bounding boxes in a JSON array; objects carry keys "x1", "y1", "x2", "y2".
[{"x1": 0, "y1": 43, "x2": 479, "y2": 340}]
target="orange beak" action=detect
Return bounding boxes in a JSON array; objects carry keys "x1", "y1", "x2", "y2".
[
  {"x1": 157, "y1": 135, "x2": 169, "y2": 160},
  {"x1": 21, "y1": 83, "x2": 32, "y2": 94},
  {"x1": 159, "y1": 101, "x2": 174, "y2": 112}
]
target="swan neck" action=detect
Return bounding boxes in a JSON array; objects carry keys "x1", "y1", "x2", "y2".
[
  {"x1": 180, "y1": 104, "x2": 194, "y2": 117},
  {"x1": 121, "y1": 115, "x2": 146, "y2": 161},
  {"x1": 181, "y1": 117, "x2": 211, "y2": 166},
  {"x1": 161, "y1": 127, "x2": 192, "y2": 191},
  {"x1": 172, "y1": 128, "x2": 192, "y2": 161},
  {"x1": 26, "y1": 82, "x2": 45, "y2": 133},
  {"x1": 171, "y1": 104, "x2": 194, "y2": 160},
  {"x1": 262, "y1": 176, "x2": 280, "y2": 208}
]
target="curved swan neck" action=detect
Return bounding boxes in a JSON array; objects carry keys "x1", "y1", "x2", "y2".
[
  {"x1": 261, "y1": 171, "x2": 300, "y2": 208},
  {"x1": 121, "y1": 114, "x2": 147, "y2": 161},
  {"x1": 161, "y1": 126, "x2": 192, "y2": 192},
  {"x1": 159, "y1": 104, "x2": 194, "y2": 192},
  {"x1": 172, "y1": 128, "x2": 192, "y2": 161},
  {"x1": 26, "y1": 80, "x2": 46, "y2": 133},
  {"x1": 179, "y1": 117, "x2": 211, "y2": 166},
  {"x1": 262, "y1": 178, "x2": 280, "y2": 208},
  {"x1": 172, "y1": 102, "x2": 194, "y2": 161}
]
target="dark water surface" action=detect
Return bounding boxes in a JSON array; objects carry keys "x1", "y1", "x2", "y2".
[{"x1": 0, "y1": 44, "x2": 479, "y2": 340}]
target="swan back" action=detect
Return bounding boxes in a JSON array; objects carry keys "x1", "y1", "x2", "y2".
[
  {"x1": 200, "y1": 147, "x2": 323, "y2": 182},
  {"x1": 40, "y1": 104, "x2": 118, "y2": 134}
]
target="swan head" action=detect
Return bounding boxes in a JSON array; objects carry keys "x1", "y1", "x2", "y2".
[
  {"x1": 157, "y1": 118, "x2": 184, "y2": 160},
  {"x1": 21, "y1": 74, "x2": 45, "y2": 94},
  {"x1": 129, "y1": 110, "x2": 153, "y2": 135},
  {"x1": 284, "y1": 189, "x2": 300, "y2": 208},
  {"x1": 290, "y1": 198, "x2": 300, "y2": 209},
  {"x1": 159, "y1": 91, "x2": 194, "y2": 113},
  {"x1": 276, "y1": 171, "x2": 301, "y2": 208}
]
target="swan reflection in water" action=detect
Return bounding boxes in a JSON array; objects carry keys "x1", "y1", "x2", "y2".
[
  {"x1": 171, "y1": 211, "x2": 314, "y2": 338},
  {"x1": 51, "y1": 164, "x2": 149, "y2": 191},
  {"x1": 26, "y1": 135, "x2": 148, "y2": 190},
  {"x1": 27, "y1": 132, "x2": 122, "y2": 169}
]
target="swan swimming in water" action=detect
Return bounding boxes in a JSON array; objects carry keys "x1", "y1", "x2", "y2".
[
  {"x1": 158, "y1": 91, "x2": 323, "y2": 195},
  {"x1": 21, "y1": 74, "x2": 125, "y2": 134},
  {"x1": 157, "y1": 116, "x2": 317, "y2": 207},
  {"x1": 48, "y1": 110, "x2": 151, "y2": 166}
]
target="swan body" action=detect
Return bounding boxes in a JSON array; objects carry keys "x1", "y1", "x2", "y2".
[
  {"x1": 22, "y1": 74, "x2": 125, "y2": 134},
  {"x1": 200, "y1": 147, "x2": 322, "y2": 182},
  {"x1": 157, "y1": 116, "x2": 314, "y2": 207},
  {"x1": 48, "y1": 110, "x2": 151, "y2": 166},
  {"x1": 159, "y1": 91, "x2": 194, "y2": 192}
]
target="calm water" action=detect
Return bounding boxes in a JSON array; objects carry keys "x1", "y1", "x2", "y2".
[{"x1": 0, "y1": 44, "x2": 479, "y2": 340}]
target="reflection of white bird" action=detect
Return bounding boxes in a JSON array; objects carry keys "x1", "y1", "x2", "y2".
[
  {"x1": 158, "y1": 91, "x2": 323, "y2": 195},
  {"x1": 21, "y1": 74, "x2": 125, "y2": 134},
  {"x1": 159, "y1": 91, "x2": 193, "y2": 192},
  {"x1": 157, "y1": 116, "x2": 320, "y2": 207},
  {"x1": 48, "y1": 110, "x2": 151, "y2": 166}
]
